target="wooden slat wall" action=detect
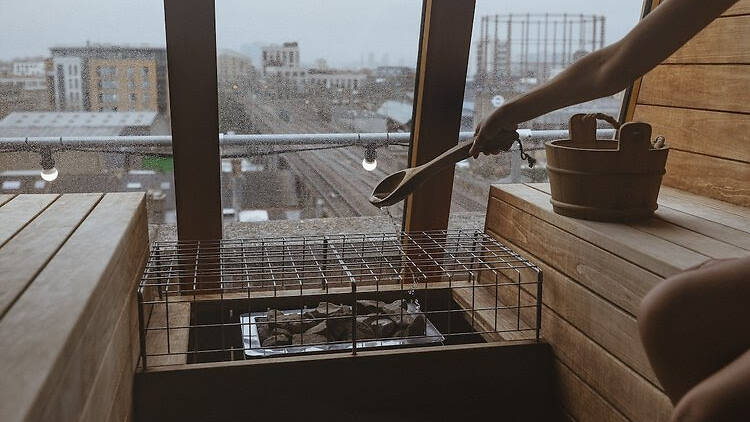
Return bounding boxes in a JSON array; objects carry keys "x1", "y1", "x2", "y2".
[
  {"x1": 0, "y1": 194, "x2": 58, "y2": 247},
  {"x1": 0, "y1": 193, "x2": 149, "y2": 422},
  {"x1": 0, "y1": 194, "x2": 15, "y2": 207},
  {"x1": 0, "y1": 194, "x2": 102, "y2": 319},
  {"x1": 484, "y1": 186, "x2": 671, "y2": 421},
  {"x1": 484, "y1": 183, "x2": 750, "y2": 421},
  {"x1": 631, "y1": 0, "x2": 750, "y2": 206},
  {"x1": 725, "y1": 0, "x2": 750, "y2": 16}
]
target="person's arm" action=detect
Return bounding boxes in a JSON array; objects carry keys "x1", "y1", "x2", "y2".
[{"x1": 470, "y1": 0, "x2": 740, "y2": 158}]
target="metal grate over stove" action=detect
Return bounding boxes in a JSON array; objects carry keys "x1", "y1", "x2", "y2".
[{"x1": 137, "y1": 230, "x2": 542, "y2": 368}]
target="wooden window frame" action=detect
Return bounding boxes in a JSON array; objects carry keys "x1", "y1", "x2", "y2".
[
  {"x1": 163, "y1": 0, "x2": 223, "y2": 241},
  {"x1": 620, "y1": 0, "x2": 661, "y2": 122},
  {"x1": 403, "y1": 0, "x2": 476, "y2": 233}
]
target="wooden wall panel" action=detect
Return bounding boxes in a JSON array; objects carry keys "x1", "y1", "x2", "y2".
[
  {"x1": 79, "y1": 293, "x2": 140, "y2": 422},
  {"x1": 632, "y1": 8, "x2": 750, "y2": 206},
  {"x1": 539, "y1": 301, "x2": 672, "y2": 422},
  {"x1": 0, "y1": 194, "x2": 14, "y2": 207},
  {"x1": 484, "y1": 239, "x2": 672, "y2": 422},
  {"x1": 477, "y1": 185, "x2": 749, "y2": 421},
  {"x1": 665, "y1": 15, "x2": 750, "y2": 63},
  {"x1": 662, "y1": 149, "x2": 750, "y2": 207},
  {"x1": 479, "y1": 229, "x2": 659, "y2": 385},
  {"x1": 659, "y1": 185, "x2": 750, "y2": 225},
  {"x1": 495, "y1": 184, "x2": 707, "y2": 277},
  {"x1": 638, "y1": 64, "x2": 750, "y2": 113},
  {"x1": 484, "y1": 184, "x2": 749, "y2": 421},
  {"x1": 555, "y1": 361, "x2": 629, "y2": 422},
  {"x1": 633, "y1": 105, "x2": 750, "y2": 163},
  {"x1": 0, "y1": 194, "x2": 57, "y2": 247},
  {"x1": 724, "y1": 0, "x2": 750, "y2": 16},
  {"x1": 0, "y1": 193, "x2": 101, "y2": 319},
  {"x1": 0, "y1": 193, "x2": 148, "y2": 422},
  {"x1": 529, "y1": 183, "x2": 749, "y2": 258},
  {"x1": 36, "y1": 194, "x2": 148, "y2": 422}
]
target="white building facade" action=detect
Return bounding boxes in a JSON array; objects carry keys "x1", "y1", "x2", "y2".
[
  {"x1": 52, "y1": 57, "x2": 84, "y2": 111},
  {"x1": 303, "y1": 71, "x2": 367, "y2": 90},
  {"x1": 262, "y1": 42, "x2": 304, "y2": 77},
  {"x1": 12, "y1": 59, "x2": 46, "y2": 77}
]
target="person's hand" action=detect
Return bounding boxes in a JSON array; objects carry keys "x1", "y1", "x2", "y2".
[{"x1": 469, "y1": 113, "x2": 520, "y2": 159}]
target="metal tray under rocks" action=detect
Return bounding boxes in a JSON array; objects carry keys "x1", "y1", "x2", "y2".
[{"x1": 240, "y1": 307, "x2": 445, "y2": 357}]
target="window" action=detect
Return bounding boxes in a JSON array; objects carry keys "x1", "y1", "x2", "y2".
[
  {"x1": 127, "y1": 67, "x2": 136, "y2": 90},
  {"x1": 0, "y1": 0, "x2": 176, "y2": 225},
  {"x1": 448, "y1": 1, "x2": 642, "y2": 222},
  {"x1": 2, "y1": 180, "x2": 21, "y2": 190},
  {"x1": 100, "y1": 80, "x2": 117, "y2": 89},
  {"x1": 215, "y1": 0, "x2": 422, "y2": 231}
]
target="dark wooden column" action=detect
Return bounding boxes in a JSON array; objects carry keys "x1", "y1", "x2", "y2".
[
  {"x1": 403, "y1": 0, "x2": 476, "y2": 233},
  {"x1": 163, "y1": 0, "x2": 223, "y2": 241}
]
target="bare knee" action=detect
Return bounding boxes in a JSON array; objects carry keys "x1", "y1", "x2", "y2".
[
  {"x1": 671, "y1": 384, "x2": 746, "y2": 422},
  {"x1": 671, "y1": 388, "x2": 710, "y2": 422},
  {"x1": 639, "y1": 257, "x2": 742, "y2": 346},
  {"x1": 639, "y1": 270, "x2": 705, "y2": 401},
  {"x1": 639, "y1": 273, "x2": 692, "y2": 352}
]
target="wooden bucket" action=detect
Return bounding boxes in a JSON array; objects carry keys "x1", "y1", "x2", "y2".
[{"x1": 545, "y1": 113, "x2": 669, "y2": 222}]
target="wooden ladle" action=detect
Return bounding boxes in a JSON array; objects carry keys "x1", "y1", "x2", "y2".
[{"x1": 369, "y1": 141, "x2": 473, "y2": 207}]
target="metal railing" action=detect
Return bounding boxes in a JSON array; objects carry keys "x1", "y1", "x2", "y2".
[{"x1": 0, "y1": 129, "x2": 616, "y2": 150}]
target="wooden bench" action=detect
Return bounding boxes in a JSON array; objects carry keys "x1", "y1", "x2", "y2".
[
  {"x1": 0, "y1": 193, "x2": 149, "y2": 422},
  {"x1": 484, "y1": 183, "x2": 750, "y2": 422}
]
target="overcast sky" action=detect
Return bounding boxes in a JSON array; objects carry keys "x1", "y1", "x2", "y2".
[{"x1": 0, "y1": 0, "x2": 642, "y2": 69}]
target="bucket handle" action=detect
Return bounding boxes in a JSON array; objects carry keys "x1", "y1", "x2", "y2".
[
  {"x1": 568, "y1": 113, "x2": 620, "y2": 146},
  {"x1": 617, "y1": 121, "x2": 654, "y2": 158}
]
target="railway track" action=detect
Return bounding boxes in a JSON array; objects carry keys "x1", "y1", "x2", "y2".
[
  {"x1": 245, "y1": 97, "x2": 490, "y2": 217},
  {"x1": 334, "y1": 146, "x2": 487, "y2": 213},
  {"x1": 285, "y1": 154, "x2": 360, "y2": 218}
]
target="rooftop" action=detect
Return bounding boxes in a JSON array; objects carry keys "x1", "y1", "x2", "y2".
[
  {"x1": 0, "y1": 111, "x2": 159, "y2": 137},
  {"x1": 376, "y1": 100, "x2": 413, "y2": 125}
]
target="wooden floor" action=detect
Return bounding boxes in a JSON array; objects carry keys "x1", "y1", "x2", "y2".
[
  {"x1": 484, "y1": 183, "x2": 750, "y2": 422},
  {"x1": 0, "y1": 193, "x2": 149, "y2": 422}
]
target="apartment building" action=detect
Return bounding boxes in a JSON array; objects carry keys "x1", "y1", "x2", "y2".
[
  {"x1": 49, "y1": 45, "x2": 168, "y2": 113},
  {"x1": 52, "y1": 56, "x2": 84, "y2": 111},
  {"x1": 304, "y1": 69, "x2": 367, "y2": 90},
  {"x1": 88, "y1": 58, "x2": 158, "y2": 112},
  {"x1": 261, "y1": 42, "x2": 304, "y2": 77},
  {"x1": 11, "y1": 58, "x2": 46, "y2": 77},
  {"x1": 217, "y1": 49, "x2": 255, "y2": 90}
]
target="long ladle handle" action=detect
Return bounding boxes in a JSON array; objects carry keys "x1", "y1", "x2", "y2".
[{"x1": 419, "y1": 141, "x2": 473, "y2": 176}]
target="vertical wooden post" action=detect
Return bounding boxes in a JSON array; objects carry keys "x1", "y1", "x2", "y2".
[
  {"x1": 404, "y1": 0, "x2": 476, "y2": 233},
  {"x1": 163, "y1": 0, "x2": 223, "y2": 242},
  {"x1": 163, "y1": 0, "x2": 222, "y2": 292}
]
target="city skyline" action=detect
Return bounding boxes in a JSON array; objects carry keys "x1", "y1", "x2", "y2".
[{"x1": 1, "y1": 0, "x2": 641, "y2": 70}]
